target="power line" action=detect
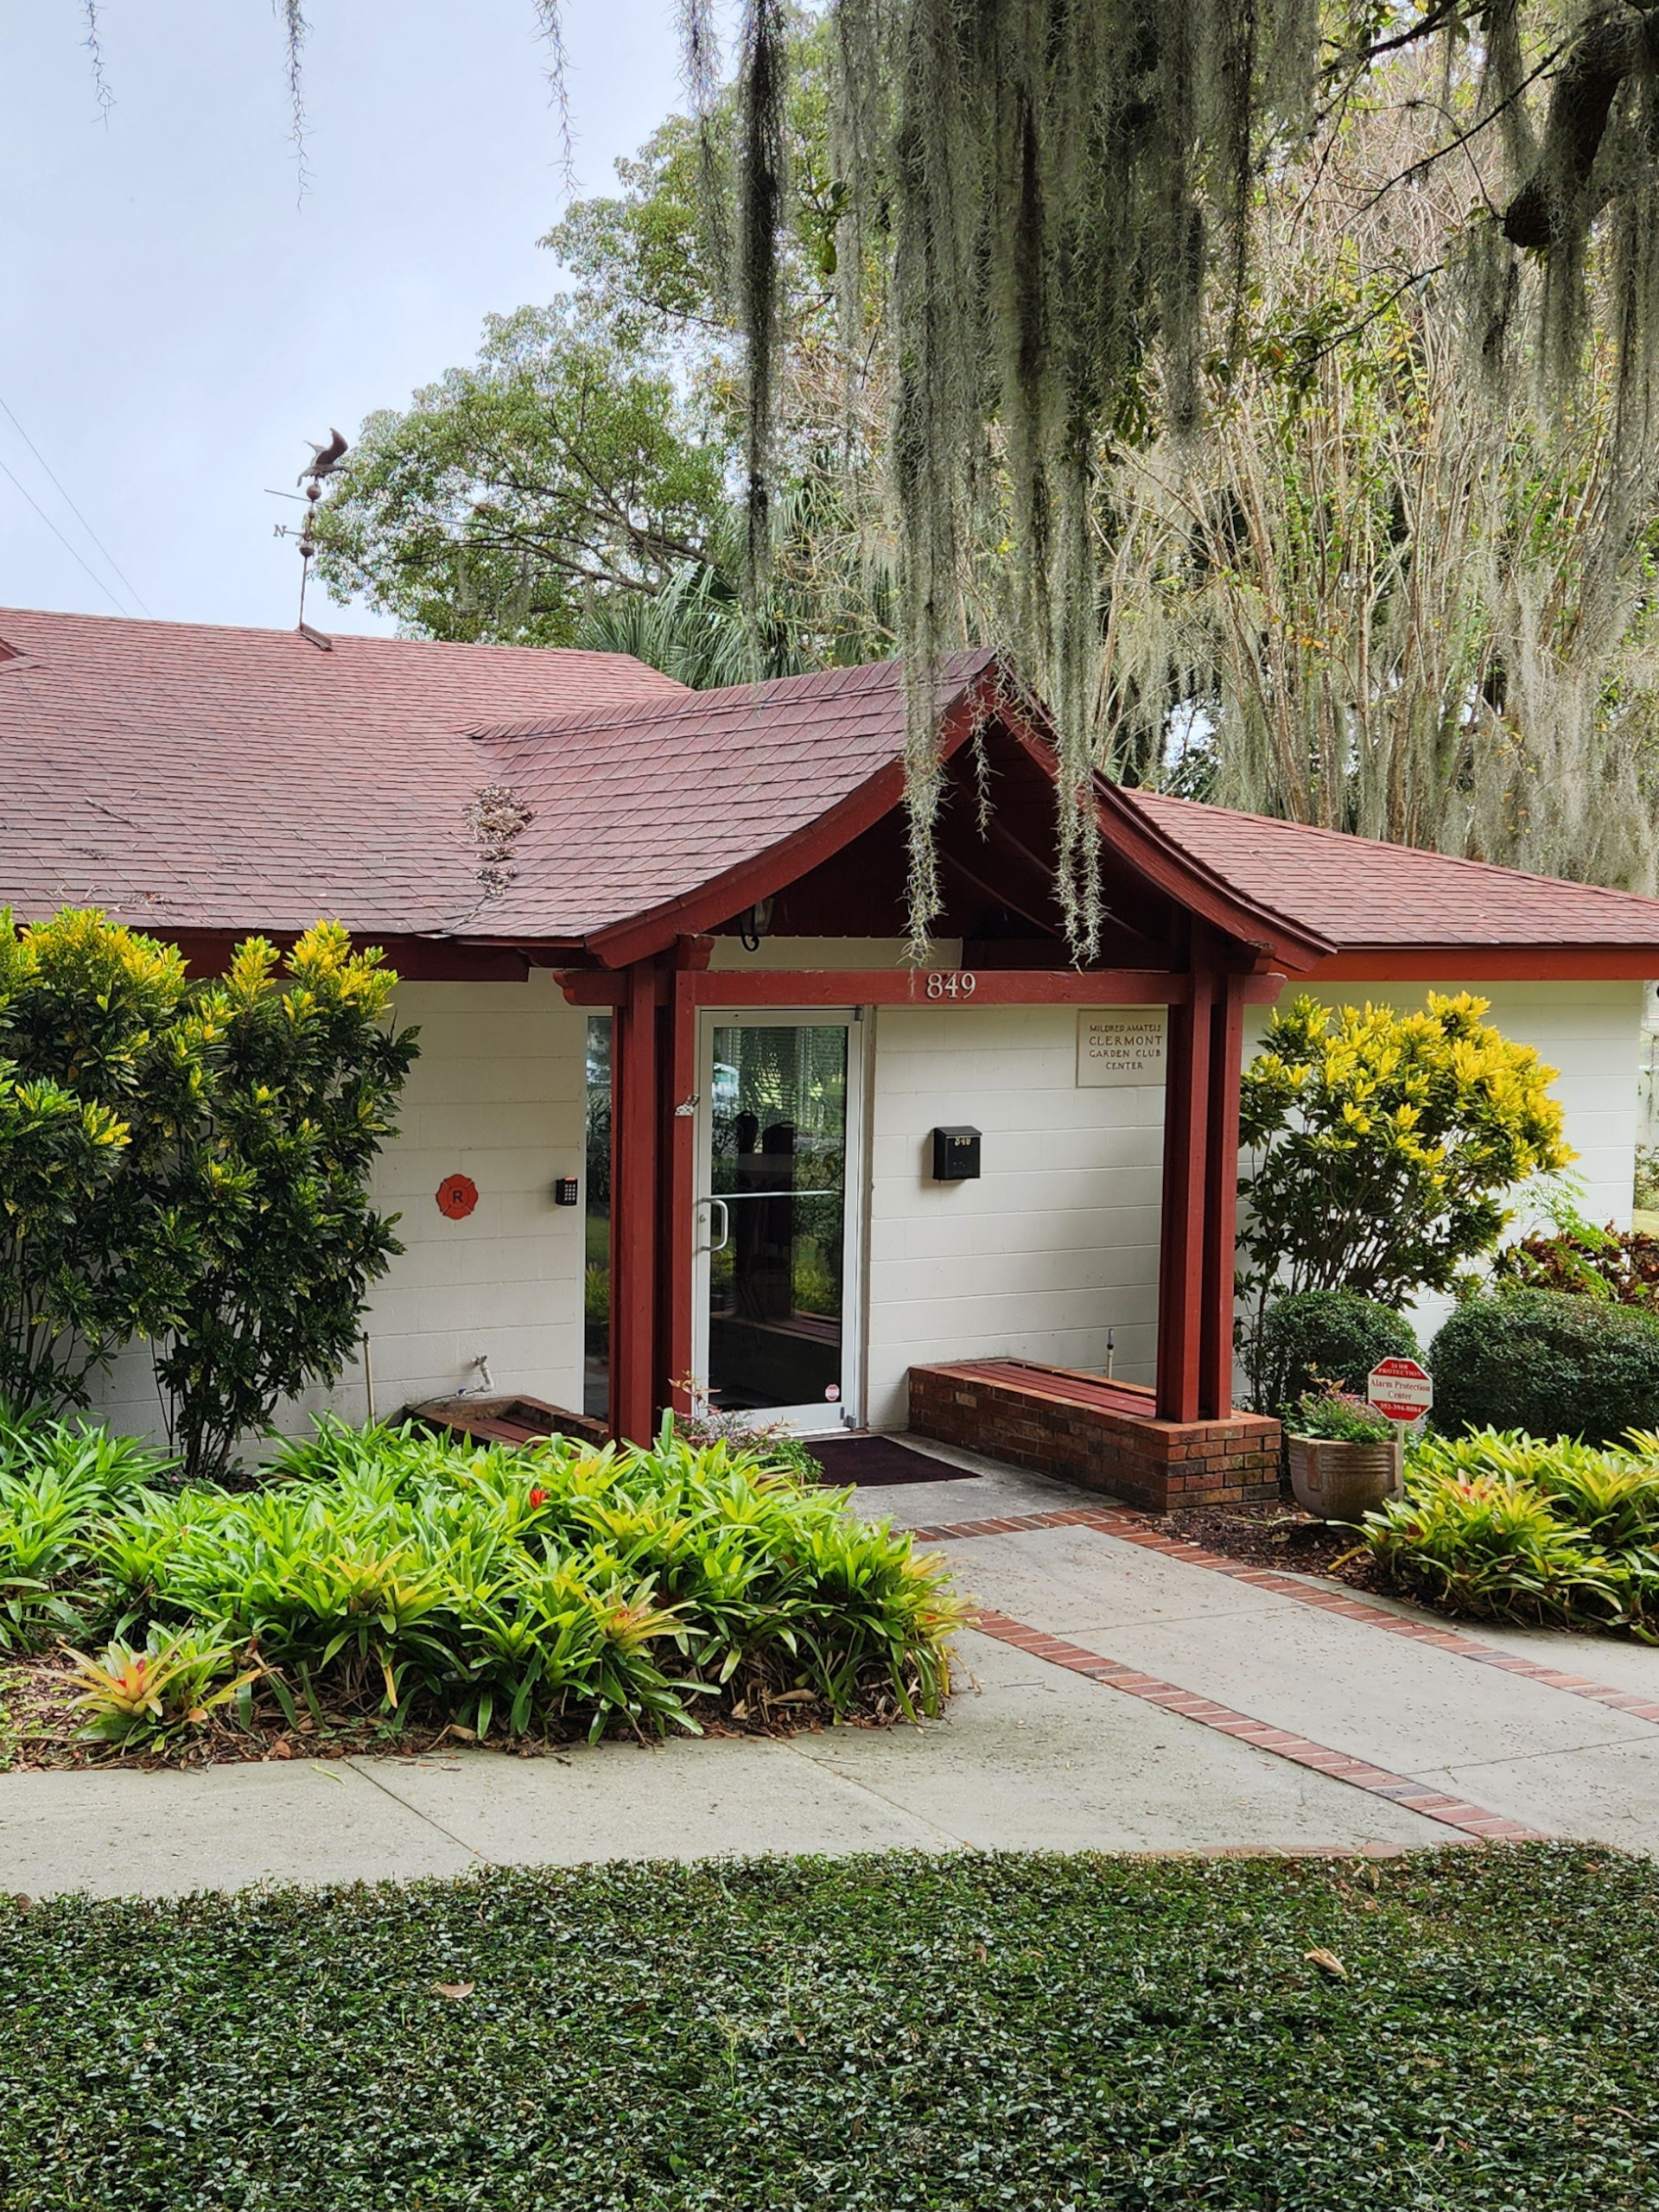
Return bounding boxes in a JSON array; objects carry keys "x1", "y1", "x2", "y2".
[
  {"x1": 0, "y1": 393, "x2": 150, "y2": 615},
  {"x1": 0, "y1": 453, "x2": 132, "y2": 618}
]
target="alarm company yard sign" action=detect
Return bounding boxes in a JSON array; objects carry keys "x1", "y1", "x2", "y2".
[
  {"x1": 1367, "y1": 1357, "x2": 1434, "y2": 1424},
  {"x1": 1077, "y1": 1007, "x2": 1168, "y2": 1086}
]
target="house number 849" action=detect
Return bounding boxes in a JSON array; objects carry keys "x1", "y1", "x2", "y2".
[{"x1": 925, "y1": 970, "x2": 976, "y2": 999}]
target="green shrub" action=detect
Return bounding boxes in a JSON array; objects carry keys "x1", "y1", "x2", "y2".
[
  {"x1": 1237, "y1": 992, "x2": 1570, "y2": 1315},
  {"x1": 87, "y1": 1418, "x2": 956, "y2": 1740},
  {"x1": 1430, "y1": 1288, "x2": 1659, "y2": 1444},
  {"x1": 153, "y1": 923, "x2": 418, "y2": 1485},
  {"x1": 0, "y1": 911, "x2": 416, "y2": 1465},
  {"x1": 0, "y1": 909, "x2": 198, "y2": 1408},
  {"x1": 1250, "y1": 1288, "x2": 1418, "y2": 1415}
]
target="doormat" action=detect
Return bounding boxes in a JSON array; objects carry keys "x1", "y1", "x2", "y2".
[{"x1": 810, "y1": 1435, "x2": 976, "y2": 1486}]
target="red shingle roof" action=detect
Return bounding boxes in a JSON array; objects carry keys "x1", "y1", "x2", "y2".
[
  {"x1": 1123, "y1": 789, "x2": 1659, "y2": 952},
  {"x1": 0, "y1": 607, "x2": 990, "y2": 944},
  {"x1": 0, "y1": 607, "x2": 690, "y2": 938},
  {"x1": 2, "y1": 605, "x2": 1657, "y2": 964}
]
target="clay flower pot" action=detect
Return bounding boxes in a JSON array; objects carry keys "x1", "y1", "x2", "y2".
[{"x1": 1287, "y1": 1434, "x2": 1403, "y2": 1522}]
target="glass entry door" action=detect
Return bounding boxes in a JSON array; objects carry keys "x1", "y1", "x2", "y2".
[{"x1": 692, "y1": 1012, "x2": 862, "y2": 1433}]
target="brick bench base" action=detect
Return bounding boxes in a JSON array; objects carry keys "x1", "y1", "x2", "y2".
[{"x1": 908, "y1": 1358, "x2": 1280, "y2": 1514}]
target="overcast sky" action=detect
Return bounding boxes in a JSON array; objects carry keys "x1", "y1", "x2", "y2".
[{"x1": 0, "y1": 2, "x2": 699, "y2": 634}]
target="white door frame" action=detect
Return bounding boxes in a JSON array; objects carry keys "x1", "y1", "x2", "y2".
[{"x1": 690, "y1": 1006, "x2": 866, "y2": 1435}]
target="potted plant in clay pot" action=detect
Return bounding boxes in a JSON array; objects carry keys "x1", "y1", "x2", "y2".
[{"x1": 1286, "y1": 1384, "x2": 1404, "y2": 1521}]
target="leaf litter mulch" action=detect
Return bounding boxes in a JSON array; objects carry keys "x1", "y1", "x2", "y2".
[
  {"x1": 1160, "y1": 1496, "x2": 1376, "y2": 1580},
  {"x1": 0, "y1": 1655, "x2": 918, "y2": 1774}
]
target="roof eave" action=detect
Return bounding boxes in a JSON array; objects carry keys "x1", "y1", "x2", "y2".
[
  {"x1": 985, "y1": 696, "x2": 1337, "y2": 969},
  {"x1": 582, "y1": 659, "x2": 1004, "y2": 969},
  {"x1": 1309, "y1": 944, "x2": 1659, "y2": 982}
]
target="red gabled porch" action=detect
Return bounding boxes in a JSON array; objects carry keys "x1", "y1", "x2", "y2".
[{"x1": 550, "y1": 655, "x2": 1323, "y2": 1477}]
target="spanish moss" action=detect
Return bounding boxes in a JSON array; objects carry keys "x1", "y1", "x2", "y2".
[
  {"x1": 709, "y1": 3, "x2": 1659, "y2": 947},
  {"x1": 736, "y1": 0, "x2": 790, "y2": 590}
]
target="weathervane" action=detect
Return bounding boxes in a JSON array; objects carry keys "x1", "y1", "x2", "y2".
[{"x1": 270, "y1": 429, "x2": 347, "y2": 632}]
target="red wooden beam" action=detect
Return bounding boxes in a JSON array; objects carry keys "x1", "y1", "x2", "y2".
[
  {"x1": 1199, "y1": 974, "x2": 1247, "y2": 1421},
  {"x1": 611, "y1": 961, "x2": 660, "y2": 1445},
  {"x1": 1308, "y1": 947, "x2": 1659, "y2": 982},
  {"x1": 561, "y1": 963, "x2": 1286, "y2": 1010},
  {"x1": 674, "y1": 967, "x2": 1195, "y2": 1007},
  {"x1": 1155, "y1": 969, "x2": 1215, "y2": 1425}
]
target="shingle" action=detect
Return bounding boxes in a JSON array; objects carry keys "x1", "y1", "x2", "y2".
[
  {"x1": 0, "y1": 607, "x2": 988, "y2": 943},
  {"x1": 1125, "y1": 789, "x2": 1659, "y2": 951}
]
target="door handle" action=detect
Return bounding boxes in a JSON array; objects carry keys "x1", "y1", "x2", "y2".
[{"x1": 708, "y1": 1198, "x2": 729, "y2": 1252}]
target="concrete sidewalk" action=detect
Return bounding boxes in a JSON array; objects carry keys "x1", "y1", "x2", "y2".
[{"x1": 6, "y1": 1440, "x2": 1659, "y2": 1897}]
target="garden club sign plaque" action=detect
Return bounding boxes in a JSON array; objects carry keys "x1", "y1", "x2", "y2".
[{"x1": 1077, "y1": 1007, "x2": 1167, "y2": 1086}]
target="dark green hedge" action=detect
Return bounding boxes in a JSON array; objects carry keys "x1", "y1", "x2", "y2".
[
  {"x1": 2, "y1": 1848, "x2": 1657, "y2": 2209},
  {"x1": 1431, "y1": 1287, "x2": 1659, "y2": 1443},
  {"x1": 1255, "y1": 1288, "x2": 1418, "y2": 1415}
]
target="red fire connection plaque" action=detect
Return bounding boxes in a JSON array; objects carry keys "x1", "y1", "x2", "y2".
[{"x1": 435, "y1": 1173, "x2": 478, "y2": 1220}]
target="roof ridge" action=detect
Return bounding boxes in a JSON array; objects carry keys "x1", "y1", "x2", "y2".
[
  {"x1": 468, "y1": 645, "x2": 995, "y2": 747},
  {"x1": 0, "y1": 602, "x2": 683, "y2": 674}
]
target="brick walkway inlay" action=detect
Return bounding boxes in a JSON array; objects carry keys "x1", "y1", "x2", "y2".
[
  {"x1": 912, "y1": 1504, "x2": 1659, "y2": 1729},
  {"x1": 970, "y1": 1606, "x2": 1543, "y2": 1843}
]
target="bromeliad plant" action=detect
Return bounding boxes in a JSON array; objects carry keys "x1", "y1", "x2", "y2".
[
  {"x1": 1362, "y1": 1428, "x2": 1659, "y2": 1637},
  {"x1": 79, "y1": 1415, "x2": 965, "y2": 1745},
  {"x1": 0, "y1": 1414, "x2": 172, "y2": 1653},
  {"x1": 64, "y1": 1625, "x2": 265, "y2": 1746}
]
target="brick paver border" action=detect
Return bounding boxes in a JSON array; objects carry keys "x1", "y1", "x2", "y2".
[
  {"x1": 912, "y1": 1504, "x2": 1659, "y2": 1729},
  {"x1": 971, "y1": 1608, "x2": 1541, "y2": 1841}
]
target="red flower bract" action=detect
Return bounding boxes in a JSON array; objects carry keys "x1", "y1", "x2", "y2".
[{"x1": 527, "y1": 1488, "x2": 548, "y2": 1508}]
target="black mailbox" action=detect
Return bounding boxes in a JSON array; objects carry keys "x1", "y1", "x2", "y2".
[{"x1": 931, "y1": 1125, "x2": 982, "y2": 1181}]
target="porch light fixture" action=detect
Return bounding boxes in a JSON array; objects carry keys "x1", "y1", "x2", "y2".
[{"x1": 739, "y1": 896, "x2": 775, "y2": 952}]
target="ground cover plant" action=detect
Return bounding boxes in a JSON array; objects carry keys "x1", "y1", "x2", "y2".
[
  {"x1": 0, "y1": 1414, "x2": 962, "y2": 1761},
  {"x1": 1, "y1": 1845, "x2": 1654, "y2": 2209},
  {"x1": 1362, "y1": 1428, "x2": 1659, "y2": 1637}
]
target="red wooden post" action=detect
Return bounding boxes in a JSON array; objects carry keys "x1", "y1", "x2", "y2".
[
  {"x1": 1199, "y1": 973, "x2": 1247, "y2": 1420},
  {"x1": 611, "y1": 959, "x2": 660, "y2": 1444},
  {"x1": 1155, "y1": 967, "x2": 1215, "y2": 1423},
  {"x1": 663, "y1": 968, "x2": 699, "y2": 1420}
]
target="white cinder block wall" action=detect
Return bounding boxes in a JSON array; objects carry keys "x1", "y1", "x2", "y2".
[
  {"x1": 864, "y1": 1003, "x2": 1166, "y2": 1429},
  {"x1": 81, "y1": 965, "x2": 1646, "y2": 1454},
  {"x1": 86, "y1": 970, "x2": 590, "y2": 1451},
  {"x1": 1243, "y1": 977, "x2": 1644, "y2": 1352},
  {"x1": 358, "y1": 972, "x2": 589, "y2": 1418}
]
